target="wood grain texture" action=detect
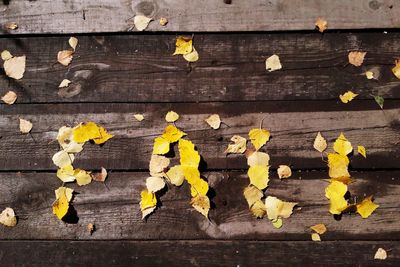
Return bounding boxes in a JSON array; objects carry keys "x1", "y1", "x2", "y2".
[
  {"x1": 0, "y1": 101, "x2": 399, "y2": 171},
  {"x1": 1, "y1": 33, "x2": 400, "y2": 103},
  {"x1": 0, "y1": 170, "x2": 398, "y2": 240},
  {"x1": 1, "y1": 0, "x2": 400, "y2": 33},
  {"x1": 0, "y1": 240, "x2": 398, "y2": 266}
]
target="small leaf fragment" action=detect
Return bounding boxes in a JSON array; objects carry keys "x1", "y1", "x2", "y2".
[
  {"x1": 315, "y1": 18, "x2": 327, "y2": 32},
  {"x1": 272, "y1": 218, "x2": 283, "y2": 229},
  {"x1": 1, "y1": 50, "x2": 12, "y2": 60},
  {"x1": 333, "y1": 133, "x2": 353, "y2": 156},
  {"x1": 5, "y1": 22, "x2": 18, "y2": 30},
  {"x1": 225, "y1": 135, "x2": 247, "y2": 154},
  {"x1": 191, "y1": 194, "x2": 210, "y2": 218},
  {"x1": 19, "y1": 118, "x2": 32, "y2": 134},
  {"x1": 59, "y1": 79, "x2": 71, "y2": 88},
  {"x1": 91, "y1": 167, "x2": 108, "y2": 182},
  {"x1": 392, "y1": 61, "x2": 400, "y2": 80},
  {"x1": 87, "y1": 223, "x2": 95, "y2": 235},
  {"x1": 4, "y1": 55, "x2": 26, "y2": 79},
  {"x1": 356, "y1": 196, "x2": 379, "y2": 218},
  {"x1": 358, "y1": 145, "x2": 366, "y2": 158},
  {"x1": 74, "y1": 169, "x2": 92, "y2": 186},
  {"x1": 205, "y1": 114, "x2": 221, "y2": 129},
  {"x1": 173, "y1": 36, "x2": 193, "y2": 55},
  {"x1": 159, "y1": 17, "x2": 168, "y2": 26},
  {"x1": 348, "y1": 51, "x2": 367, "y2": 67},
  {"x1": 365, "y1": 71, "x2": 374, "y2": 80},
  {"x1": 146, "y1": 176, "x2": 166, "y2": 193},
  {"x1": 0, "y1": 207, "x2": 17, "y2": 227},
  {"x1": 133, "y1": 114, "x2": 144, "y2": 121},
  {"x1": 265, "y1": 54, "x2": 282, "y2": 72},
  {"x1": 134, "y1": 15, "x2": 152, "y2": 31},
  {"x1": 313, "y1": 132, "x2": 327, "y2": 153},
  {"x1": 1, "y1": 90, "x2": 17, "y2": 104},
  {"x1": 277, "y1": 165, "x2": 292, "y2": 179},
  {"x1": 57, "y1": 50, "x2": 74, "y2": 66},
  {"x1": 310, "y1": 224, "x2": 327, "y2": 235},
  {"x1": 339, "y1": 91, "x2": 358, "y2": 103},
  {"x1": 165, "y1": 111, "x2": 179, "y2": 122},
  {"x1": 248, "y1": 165, "x2": 269, "y2": 190},
  {"x1": 249, "y1": 128, "x2": 270, "y2": 150},
  {"x1": 373, "y1": 95, "x2": 384, "y2": 109},
  {"x1": 374, "y1": 248, "x2": 387, "y2": 260},
  {"x1": 311, "y1": 233, "x2": 321, "y2": 242},
  {"x1": 68, "y1": 37, "x2": 78, "y2": 51},
  {"x1": 183, "y1": 47, "x2": 199, "y2": 62}
]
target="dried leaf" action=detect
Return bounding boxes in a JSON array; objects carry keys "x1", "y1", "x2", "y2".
[
  {"x1": 166, "y1": 165, "x2": 185, "y2": 186},
  {"x1": 159, "y1": 17, "x2": 168, "y2": 26},
  {"x1": 183, "y1": 47, "x2": 199, "y2": 62},
  {"x1": 74, "y1": 169, "x2": 92, "y2": 186},
  {"x1": 272, "y1": 218, "x2": 283, "y2": 229},
  {"x1": 69, "y1": 37, "x2": 78, "y2": 51},
  {"x1": 140, "y1": 189, "x2": 157, "y2": 219},
  {"x1": 87, "y1": 223, "x2": 95, "y2": 235},
  {"x1": 225, "y1": 135, "x2": 247, "y2": 154},
  {"x1": 91, "y1": 167, "x2": 108, "y2": 182},
  {"x1": 5, "y1": 22, "x2": 18, "y2": 30},
  {"x1": 1, "y1": 50, "x2": 12, "y2": 61},
  {"x1": 249, "y1": 128, "x2": 270, "y2": 150},
  {"x1": 325, "y1": 180, "x2": 348, "y2": 215},
  {"x1": 19, "y1": 118, "x2": 32, "y2": 134},
  {"x1": 311, "y1": 233, "x2": 321, "y2": 241},
  {"x1": 248, "y1": 165, "x2": 269, "y2": 190},
  {"x1": 328, "y1": 153, "x2": 350, "y2": 180},
  {"x1": 333, "y1": 133, "x2": 353, "y2": 156},
  {"x1": 243, "y1": 185, "x2": 263, "y2": 207},
  {"x1": 0, "y1": 207, "x2": 17, "y2": 227},
  {"x1": 134, "y1": 114, "x2": 144, "y2": 121},
  {"x1": 149, "y1": 154, "x2": 170, "y2": 176},
  {"x1": 1, "y1": 90, "x2": 17, "y2": 104},
  {"x1": 247, "y1": 151, "x2": 270, "y2": 167},
  {"x1": 57, "y1": 164, "x2": 75, "y2": 183},
  {"x1": 4, "y1": 55, "x2": 26, "y2": 79},
  {"x1": 173, "y1": 36, "x2": 193, "y2": 55},
  {"x1": 134, "y1": 15, "x2": 152, "y2": 31},
  {"x1": 339, "y1": 91, "x2": 358, "y2": 103},
  {"x1": 165, "y1": 111, "x2": 179, "y2": 122},
  {"x1": 373, "y1": 95, "x2": 384, "y2": 109},
  {"x1": 310, "y1": 224, "x2": 327, "y2": 235},
  {"x1": 265, "y1": 196, "x2": 297, "y2": 221},
  {"x1": 374, "y1": 248, "x2": 387, "y2": 260},
  {"x1": 365, "y1": 71, "x2": 374, "y2": 80},
  {"x1": 57, "y1": 50, "x2": 74, "y2": 66},
  {"x1": 356, "y1": 196, "x2": 379, "y2": 218},
  {"x1": 265, "y1": 54, "x2": 282, "y2": 72},
  {"x1": 205, "y1": 114, "x2": 221, "y2": 129},
  {"x1": 348, "y1": 51, "x2": 366, "y2": 67},
  {"x1": 358, "y1": 145, "x2": 366, "y2": 158},
  {"x1": 277, "y1": 165, "x2": 292, "y2": 179},
  {"x1": 52, "y1": 150, "x2": 74, "y2": 168},
  {"x1": 315, "y1": 18, "x2": 327, "y2": 32},
  {"x1": 313, "y1": 132, "x2": 327, "y2": 153},
  {"x1": 59, "y1": 79, "x2": 71, "y2": 88},
  {"x1": 191, "y1": 195, "x2": 210, "y2": 218},
  {"x1": 146, "y1": 176, "x2": 166, "y2": 193},
  {"x1": 250, "y1": 199, "x2": 267, "y2": 218}
]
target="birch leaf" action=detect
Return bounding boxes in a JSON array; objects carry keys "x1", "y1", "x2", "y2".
[
  {"x1": 57, "y1": 50, "x2": 74, "y2": 66},
  {"x1": 248, "y1": 165, "x2": 269, "y2": 190},
  {"x1": 19, "y1": 118, "x2": 32, "y2": 134},
  {"x1": 373, "y1": 95, "x2": 384, "y2": 109},
  {"x1": 311, "y1": 233, "x2": 321, "y2": 241},
  {"x1": 249, "y1": 128, "x2": 270, "y2": 150},
  {"x1": 272, "y1": 218, "x2": 283, "y2": 229},
  {"x1": 74, "y1": 169, "x2": 92, "y2": 186},
  {"x1": 356, "y1": 196, "x2": 379, "y2": 218},
  {"x1": 310, "y1": 224, "x2": 327, "y2": 235},
  {"x1": 52, "y1": 150, "x2": 74, "y2": 168},
  {"x1": 1, "y1": 50, "x2": 12, "y2": 60},
  {"x1": 4, "y1": 55, "x2": 26, "y2": 79},
  {"x1": 183, "y1": 47, "x2": 199, "y2": 62},
  {"x1": 277, "y1": 165, "x2": 292, "y2": 179},
  {"x1": 165, "y1": 111, "x2": 179, "y2": 122},
  {"x1": 348, "y1": 51, "x2": 366, "y2": 67},
  {"x1": 140, "y1": 189, "x2": 157, "y2": 219},
  {"x1": 339, "y1": 91, "x2": 358, "y2": 103},
  {"x1": 153, "y1": 136, "x2": 170, "y2": 155},
  {"x1": 59, "y1": 79, "x2": 71, "y2": 88},
  {"x1": 146, "y1": 176, "x2": 166, "y2": 193},
  {"x1": 52, "y1": 186, "x2": 73, "y2": 220},
  {"x1": 392, "y1": 61, "x2": 400, "y2": 79},
  {"x1": 91, "y1": 167, "x2": 108, "y2": 182},
  {"x1": 191, "y1": 195, "x2": 210, "y2": 218},
  {"x1": 225, "y1": 135, "x2": 247, "y2": 154},
  {"x1": 173, "y1": 36, "x2": 193, "y2": 55},
  {"x1": 166, "y1": 165, "x2": 185, "y2": 186},
  {"x1": 247, "y1": 151, "x2": 270, "y2": 167},
  {"x1": 0, "y1": 207, "x2": 17, "y2": 227},
  {"x1": 149, "y1": 154, "x2": 170, "y2": 176},
  {"x1": 265, "y1": 54, "x2": 282, "y2": 72},
  {"x1": 250, "y1": 199, "x2": 267, "y2": 218},
  {"x1": 1, "y1": 91, "x2": 17, "y2": 104},
  {"x1": 265, "y1": 196, "x2": 297, "y2": 221},
  {"x1": 57, "y1": 164, "x2": 76, "y2": 183},
  {"x1": 243, "y1": 185, "x2": 263, "y2": 207},
  {"x1": 205, "y1": 114, "x2": 221, "y2": 129},
  {"x1": 134, "y1": 15, "x2": 152, "y2": 31},
  {"x1": 315, "y1": 18, "x2": 327, "y2": 32},
  {"x1": 358, "y1": 145, "x2": 367, "y2": 158},
  {"x1": 325, "y1": 180, "x2": 348, "y2": 215},
  {"x1": 313, "y1": 132, "x2": 327, "y2": 152},
  {"x1": 161, "y1": 125, "x2": 186, "y2": 143},
  {"x1": 328, "y1": 153, "x2": 350, "y2": 180},
  {"x1": 134, "y1": 114, "x2": 144, "y2": 121},
  {"x1": 68, "y1": 37, "x2": 78, "y2": 51},
  {"x1": 374, "y1": 248, "x2": 387, "y2": 260},
  {"x1": 333, "y1": 133, "x2": 353, "y2": 156}
]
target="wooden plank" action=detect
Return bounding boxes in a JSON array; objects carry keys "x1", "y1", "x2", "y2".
[
  {"x1": 0, "y1": 101, "x2": 399, "y2": 171},
  {"x1": 0, "y1": 170, "x2": 399, "y2": 240},
  {"x1": 1, "y1": 0, "x2": 400, "y2": 34},
  {"x1": 1, "y1": 33, "x2": 400, "y2": 103},
  {"x1": 0, "y1": 240, "x2": 398, "y2": 266}
]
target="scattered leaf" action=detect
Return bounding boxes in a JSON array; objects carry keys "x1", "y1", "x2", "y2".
[
  {"x1": 392, "y1": 61, "x2": 400, "y2": 80},
  {"x1": 373, "y1": 95, "x2": 384, "y2": 109},
  {"x1": 19, "y1": 118, "x2": 32, "y2": 134},
  {"x1": 72, "y1": 122, "x2": 113, "y2": 144},
  {"x1": 1, "y1": 50, "x2": 12, "y2": 60},
  {"x1": 250, "y1": 199, "x2": 267, "y2": 218},
  {"x1": 59, "y1": 79, "x2": 71, "y2": 88},
  {"x1": 134, "y1": 15, "x2": 152, "y2": 31},
  {"x1": 313, "y1": 132, "x2": 327, "y2": 153},
  {"x1": 146, "y1": 176, "x2": 166, "y2": 193},
  {"x1": 311, "y1": 233, "x2": 321, "y2": 241},
  {"x1": 183, "y1": 47, "x2": 199, "y2": 62},
  {"x1": 57, "y1": 164, "x2": 76, "y2": 183},
  {"x1": 159, "y1": 17, "x2": 168, "y2": 26},
  {"x1": 140, "y1": 189, "x2": 157, "y2": 219},
  {"x1": 248, "y1": 165, "x2": 269, "y2": 190},
  {"x1": 57, "y1": 126, "x2": 84, "y2": 153},
  {"x1": 5, "y1": 22, "x2": 18, "y2": 30},
  {"x1": 265, "y1": 196, "x2": 297, "y2": 221},
  {"x1": 325, "y1": 180, "x2": 348, "y2": 215},
  {"x1": 87, "y1": 223, "x2": 95, "y2": 235},
  {"x1": 57, "y1": 50, "x2": 74, "y2": 66},
  {"x1": 173, "y1": 36, "x2": 193, "y2": 55},
  {"x1": 247, "y1": 151, "x2": 270, "y2": 167},
  {"x1": 356, "y1": 196, "x2": 379, "y2": 218},
  {"x1": 91, "y1": 167, "x2": 108, "y2": 182},
  {"x1": 272, "y1": 218, "x2": 283, "y2": 229},
  {"x1": 0, "y1": 207, "x2": 17, "y2": 227},
  {"x1": 333, "y1": 133, "x2": 353, "y2": 156},
  {"x1": 74, "y1": 169, "x2": 92, "y2": 186},
  {"x1": 315, "y1": 18, "x2": 327, "y2": 32},
  {"x1": 149, "y1": 154, "x2": 170, "y2": 176},
  {"x1": 348, "y1": 51, "x2": 367, "y2": 67},
  {"x1": 68, "y1": 37, "x2": 78, "y2": 51},
  {"x1": 166, "y1": 165, "x2": 185, "y2": 186},
  {"x1": 191, "y1": 194, "x2": 210, "y2": 218},
  {"x1": 225, "y1": 135, "x2": 247, "y2": 154},
  {"x1": 358, "y1": 145, "x2": 366, "y2": 158},
  {"x1": 243, "y1": 185, "x2": 263, "y2": 208},
  {"x1": 52, "y1": 150, "x2": 74, "y2": 168},
  {"x1": 179, "y1": 139, "x2": 200, "y2": 168},
  {"x1": 249, "y1": 128, "x2": 270, "y2": 150},
  {"x1": 4, "y1": 55, "x2": 26, "y2": 79},
  {"x1": 310, "y1": 224, "x2": 327, "y2": 235},
  {"x1": 165, "y1": 111, "x2": 179, "y2": 122},
  {"x1": 205, "y1": 114, "x2": 221, "y2": 129},
  {"x1": 153, "y1": 136, "x2": 170, "y2": 155},
  {"x1": 1, "y1": 90, "x2": 17, "y2": 104},
  {"x1": 365, "y1": 71, "x2": 374, "y2": 80},
  {"x1": 277, "y1": 165, "x2": 292, "y2": 179},
  {"x1": 374, "y1": 248, "x2": 387, "y2": 260},
  {"x1": 339, "y1": 91, "x2": 358, "y2": 103},
  {"x1": 265, "y1": 54, "x2": 282, "y2": 72},
  {"x1": 134, "y1": 114, "x2": 144, "y2": 121}
]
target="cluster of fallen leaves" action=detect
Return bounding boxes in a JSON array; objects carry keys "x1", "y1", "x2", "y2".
[
  {"x1": 140, "y1": 111, "x2": 210, "y2": 219},
  {"x1": 313, "y1": 132, "x2": 379, "y2": 218},
  {"x1": 52, "y1": 122, "x2": 112, "y2": 220}
]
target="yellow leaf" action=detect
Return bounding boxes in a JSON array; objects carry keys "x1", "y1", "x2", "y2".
[
  {"x1": 59, "y1": 79, "x2": 71, "y2": 88},
  {"x1": 57, "y1": 126, "x2": 84, "y2": 153},
  {"x1": 55, "y1": 186, "x2": 74, "y2": 202},
  {"x1": 181, "y1": 166, "x2": 200, "y2": 184},
  {"x1": 73, "y1": 122, "x2": 102, "y2": 143},
  {"x1": 205, "y1": 114, "x2": 221, "y2": 129},
  {"x1": 310, "y1": 223, "x2": 327, "y2": 235},
  {"x1": 134, "y1": 15, "x2": 152, "y2": 31},
  {"x1": 149, "y1": 154, "x2": 170, "y2": 176},
  {"x1": 365, "y1": 71, "x2": 375, "y2": 80},
  {"x1": 173, "y1": 36, "x2": 193, "y2": 55},
  {"x1": 166, "y1": 165, "x2": 185, "y2": 186},
  {"x1": 247, "y1": 151, "x2": 270, "y2": 166},
  {"x1": 140, "y1": 189, "x2": 157, "y2": 219},
  {"x1": 249, "y1": 128, "x2": 270, "y2": 150},
  {"x1": 333, "y1": 133, "x2": 353, "y2": 156},
  {"x1": 87, "y1": 223, "x2": 95, "y2": 235},
  {"x1": 52, "y1": 186, "x2": 73, "y2": 220},
  {"x1": 265, "y1": 54, "x2": 282, "y2": 72},
  {"x1": 179, "y1": 139, "x2": 200, "y2": 168},
  {"x1": 93, "y1": 126, "x2": 113, "y2": 145},
  {"x1": 272, "y1": 218, "x2": 283, "y2": 229},
  {"x1": 225, "y1": 135, "x2": 247, "y2": 154},
  {"x1": 74, "y1": 169, "x2": 92, "y2": 186},
  {"x1": 356, "y1": 196, "x2": 379, "y2": 218},
  {"x1": 1, "y1": 50, "x2": 13, "y2": 60},
  {"x1": 162, "y1": 125, "x2": 186, "y2": 143},
  {"x1": 5, "y1": 22, "x2": 18, "y2": 30},
  {"x1": 339, "y1": 91, "x2": 358, "y2": 103},
  {"x1": 374, "y1": 248, "x2": 387, "y2": 260},
  {"x1": 52, "y1": 150, "x2": 74, "y2": 168},
  {"x1": 183, "y1": 47, "x2": 199, "y2": 62},
  {"x1": 248, "y1": 165, "x2": 269, "y2": 190},
  {"x1": 243, "y1": 185, "x2": 263, "y2": 207},
  {"x1": 57, "y1": 164, "x2": 75, "y2": 182},
  {"x1": 311, "y1": 233, "x2": 321, "y2": 242},
  {"x1": 153, "y1": 136, "x2": 170, "y2": 155},
  {"x1": 265, "y1": 196, "x2": 297, "y2": 221},
  {"x1": 165, "y1": 111, "x2": 179, "y2": 122},
  {"x1": 313, "y1": 132, "x2": 327, "y2": 153},
  {"x1": 68, "y1": 37, "x2": 78, "y2": 51},
  {"x1": 57, "y1": 50, "x2": 74, "y2": 66},
  {"x1": 348, "y1": 51, "x2": 366, "y2": 67},
  {"x1": 159, "y1": 17, "x2": 168, "y2": 26},
  {"x1": 190, "y1": 178, "x2": 209, "y2": 197},
  {"x1": 325, "y1": 180, "x2": 348, "y2": 215},
  {"x1": 0, "y1": 207, "x2": 17, "y2": 227},
  {"x1": 358, "y1": 145, "x2": 366, "y2": 158},
  {"x1": 133, "y1": 114, "x2": 144, "y2": 121},
  {"x1": 191, "y1": 195, "x2": 210, "y2": 218},
  {"x1": 277, "y1": 165, "x2": 292, "y2": 179},
  {"x1": 1, "y1": 90, "x2": 17, "y2": 105},
  {"x1": 4, "y1": 55, "x2": 26, "y2": 80},
  {"x1": 315, "y1": 18, "x2": 327, "y2": 32},
  {"x1": 19, "y1": 118, "x2": 32, "y2": 134},
  {"x1": 250, "y1": 199, "x2": 267, "y2": 218},
  {"x1": 392, "y1": 61, "x2": 400, "y2": 80},
  {"x1": 327, "y1": 153, "x2": 350, "y2": 179},
  {"x1": 146, "y1": 176, "x2": 166, "y2": 193}
]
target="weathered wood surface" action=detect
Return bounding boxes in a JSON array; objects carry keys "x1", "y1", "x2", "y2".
[
  {"x1": 1, "y1": 33, "x2": 400, "y2": 103},
  {"x1": 0, "y1": 0, "x2": 400, "y2": 34},
  {"x1": 0, "y1": 240, "x2": 398, "y2": 266},
  {"x1": 0, "y1": 101, "x2": 398, "y2": 171},
  {"x1": 0, "y1": 170, "x2": 399, "y2": 240}
]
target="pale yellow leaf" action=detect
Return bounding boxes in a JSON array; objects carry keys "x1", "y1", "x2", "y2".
[
  {"x1": 311, "y1": 233, "x2": 321, "y2": 242},
  {"x1": 55, "y1": 186, "x2": 74, "y2": 202},
  {"x1": 1, "y1": 50, "x2": 12, "y2": 60},
  {"x1": 265, "y1": 196, "x2": 297, "y2": 221},
  {"x1": 315, "y1": 18, "x2": 327, "y2": 32},
  {"x1": 183, "y1": 47, "x2": 199, "y2": 62},
  {"x1": 248, "y1": 165, "x2": 269, "y2": 190},
  {"x1": 272, "y1": 218, "x2": 283, "y2": 229},
  {"x1": 134, "y1": 15, "x2": 152, "y2": 31},
  {"x1": 149, "y1": 154, "x2": 170, "y2": 176},
  {"x1": 57, "y1": 164, "x2": 76, "y2": 183},
  {"x1": 57, "y1": 50, "x2": 74, "y2": 66},
  {"x1": 165, "y1": 111, "x2": 179, "y2": 122},
  {"x1": 19, "y1": 118, "x2": 32, "y2": 134},
  {"x1": 153, "y1": 136, "x2": 170, "y2": 155},
  {"x1": 57, "y1": 126, "x2": 84, "y2": 153},
  {"x1": 4, "y1": 55, "x2": 25, "y2": 79},
  {"x1": 247, "y1": 151, "x2": 270, "y2": 167},
  {"x1": 225, "y1": 135, "x2": 247, "y2": 154},
  {"x1": 205, "y1": 114, "x2": 221, "y2": 129},
  {"x1": 159, "y1": 17, "x2": 168, "y2": 26},
  {"x1": 249, "y1": 128, "x2": 270, "y2": 150},
  {"x1": 1, "y1": 90, "x2": 17, "y2": 105},
  {"x1": 191, "y1": 194, "x2": 210, "y2": 218},
  {"x1": 0, "y1": 207, "x2": 17, "y2": 227},
  {"x1": 374, "y1": 248, "x2": 387, "y2": 260},
  {"x1": 339, "y1": 91, "x2": 358, "y2": 103},
  {"x1": 59, "y1": 79, "x2": 71, "y2": 88},
  {"x1": 366, "y1": 71, "x2": 374, "y2": 80},
  {"x1": 348, "y1": 51, "x2": 366, "y2": 67},
  {"x1": 74, "y1": 169, "x2": 92, "y2": 186},
  {"x1": 243, "y1": 185, "x2": 263, "y2": 207},
  {"x1": 166, "y1": 165, "x2": 185, "y2": 186},
  {"x1": 146, "y1": 176, "x2": 166, "y2": 193},
  {"x1": 277, "y1": 165, "x2": 291, "y2": 179},
  {"x1": 5, "y1": 22, "x2": 18, "y2": 30},
  {"x1": 134, "y1": 114, "x2": 144, "y2": 121},
  {"x1": 265, "y1": 54, "x2": 282, "y2": 72},
  {"x1": 310, "y1": 223, "x2": 327, "y2": 235},
  {"x1": 313, "y1": 132, "x2": 327, "y2": 153},
  {"x1": 68, "y1": 37, "x2": 78, "y2": 51},
  {"x1": 52, "y1": 150, "x2": 74, "y2": 168}
]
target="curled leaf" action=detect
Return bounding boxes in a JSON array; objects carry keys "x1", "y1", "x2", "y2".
[
  {"x1": 265, "y1": 54, "x2": 282, "y2": 72},
  {"x1": 339, "y1": 91, "x2": 358, "y2": 103},
  {"x1": 225, "y1": 135, "x2": 247, "y2": 154},
  {"x1": 277, "y1": 165, "x2": 292, "y2": 179},
  {"x1": 0, "y1": 207, "x2": 17, "y2": 227}
]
